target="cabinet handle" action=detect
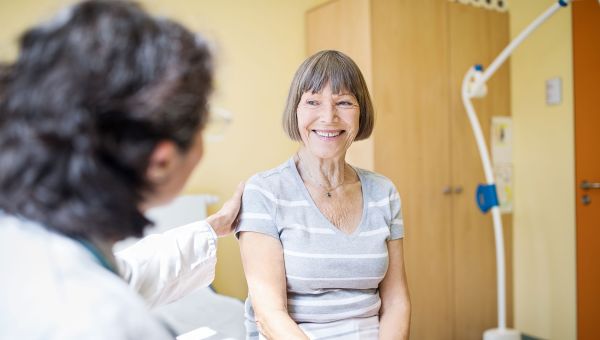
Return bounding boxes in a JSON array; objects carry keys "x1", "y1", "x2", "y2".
[{"x1": 443, "y1": 186, "x2": 464, "y2": 195}]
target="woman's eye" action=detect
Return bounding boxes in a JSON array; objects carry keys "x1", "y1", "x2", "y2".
[
  {"x1": 337, "y1": 101, "x2": 354, "y2": 107},
  {"x1": 306, "y1": 100, "x2": 319, "y2": 106}
]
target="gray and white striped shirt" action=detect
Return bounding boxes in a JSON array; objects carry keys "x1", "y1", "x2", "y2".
[{"x1": 236, "y1": 158, "x2": 404, "y2": 339}]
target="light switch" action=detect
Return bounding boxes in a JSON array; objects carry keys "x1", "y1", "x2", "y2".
[{"x1": 546, "y1": 77, "x2": 562, "y2": 105}]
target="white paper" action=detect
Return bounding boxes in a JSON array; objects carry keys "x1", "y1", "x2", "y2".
[
  {"x1": 494, "y1": 163, "x2": 514, "y2": 213},
  {"x1": 491, "y1": 116, "x2": 514, "y2": 213},
  {"x1": 176, "y1": 327, "x2": 217, "y2": 340},
  {"x1": 491, "y1": 116, "x2": 513, "y2": 164}
]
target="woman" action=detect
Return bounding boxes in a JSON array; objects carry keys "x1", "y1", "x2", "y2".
[
  {"x1": 237, "y1": 50, "x2": 411, "y2": 339},
  {"x1": 0, "y1": 1, "x2": 240, "y2": 338}
]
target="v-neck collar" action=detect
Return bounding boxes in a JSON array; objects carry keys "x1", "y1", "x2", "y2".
[{"x1": 287, "y1": 157, "x2": 368, "y2": 237}]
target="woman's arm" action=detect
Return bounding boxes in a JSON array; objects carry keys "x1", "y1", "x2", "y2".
[
  {"x1": 238, "y1": 231, "x2": 308, "y2": 340},
  {"x1": 378, "y1": 239, "x2": 411, "y2": 340}
]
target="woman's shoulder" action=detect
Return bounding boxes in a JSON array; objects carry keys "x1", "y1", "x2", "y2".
[
  {"x1": 354, "y1": 167, "x2": 398, "y2": 193},
  {"x1": 245, "y1": 158, "x2": 297, "y2": 190}
]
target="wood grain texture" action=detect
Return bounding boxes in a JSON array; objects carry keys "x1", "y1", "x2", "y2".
[{"x1": 371, "y1": 1, "x2": 454, "y2": 338}]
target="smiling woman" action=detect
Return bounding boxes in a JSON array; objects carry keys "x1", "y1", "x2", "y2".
[{"x1": 236, "y1": 50, "x2": 411, "y2": 340}]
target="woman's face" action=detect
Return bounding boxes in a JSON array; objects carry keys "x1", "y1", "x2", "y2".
[
  {"x1": 167, "y1": 128, "x2": 205, "y2": 196},
  {"x1": 296, "y1": 82, "x2": 360, "y2": 160}
]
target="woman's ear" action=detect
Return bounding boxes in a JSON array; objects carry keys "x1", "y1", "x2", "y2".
[{"x1": 146, "y1": 140, "x2": 180, "y2": 185}]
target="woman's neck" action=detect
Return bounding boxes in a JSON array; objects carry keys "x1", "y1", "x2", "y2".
[{"x1": 295, "y1": 148, "x2": 347, "y2": 189}]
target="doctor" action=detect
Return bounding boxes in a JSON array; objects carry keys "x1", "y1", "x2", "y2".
[{"x1": 0, "y1": 0, "x2": 239, "y2": 338}]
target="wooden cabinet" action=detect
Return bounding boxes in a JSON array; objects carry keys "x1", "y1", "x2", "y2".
[
  {"x1": 306, "y1": 1, "x2": 512, "y2": 339},
  {"x1": 447, "y1": 5, "x2": 513, "y2": 339}
]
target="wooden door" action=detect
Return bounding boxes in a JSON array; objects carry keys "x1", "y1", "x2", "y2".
[
  {"x1": 371, "y1": 1, "x2": 453, "y2": 339},
  {"x1": 448, "y1": 3, "x2": 512, "y2": 339},
  {"x1": 573, "y1": 1, "x2": 600, "y2": 339}
]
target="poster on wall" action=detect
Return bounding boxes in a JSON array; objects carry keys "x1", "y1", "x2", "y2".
[{"x1": 491, "y1": 116, "x2": 514, "y2": 213}]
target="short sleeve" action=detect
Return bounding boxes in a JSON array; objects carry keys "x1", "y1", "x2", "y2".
[
  {"x1": 235, "y1": 174, "x2": 280, "y2": 240},
  {"x1": 389, "y1": 188, "x2": 405, "y2": 240}
]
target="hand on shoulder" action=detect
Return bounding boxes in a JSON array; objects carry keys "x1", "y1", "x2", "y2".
[{"x1": 206, "y1": 182, "x2": 245, "y2": 237}]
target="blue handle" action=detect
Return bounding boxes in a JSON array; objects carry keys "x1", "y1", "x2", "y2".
[{"x1": 476, "y1": 184, "x2": 499, "y2": 213}]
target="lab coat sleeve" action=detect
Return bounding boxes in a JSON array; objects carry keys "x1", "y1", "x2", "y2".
[{"x1": 115, "y1": 220, "x2": 218, "y2": 308}]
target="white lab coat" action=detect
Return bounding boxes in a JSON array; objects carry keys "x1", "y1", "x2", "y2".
[
  {"x1": 0, "y1": 213, "x2": 218, "y2": 339},
  {"x1": 116, "y1": 220, "x2": 218, "y2": 308}
]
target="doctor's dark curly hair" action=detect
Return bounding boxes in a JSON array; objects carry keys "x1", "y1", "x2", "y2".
[{"x1": 0, "y1": 0, "x2": 213, "y2": 241}]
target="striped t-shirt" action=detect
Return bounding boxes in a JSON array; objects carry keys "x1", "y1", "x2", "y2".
[{"x1": 236, "y1": 157, "x2": 404, "y2": 339}]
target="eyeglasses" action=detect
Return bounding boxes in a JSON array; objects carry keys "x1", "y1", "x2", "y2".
[{"x1": 204, "y1": 106, "x2": 233, "y2": 142}]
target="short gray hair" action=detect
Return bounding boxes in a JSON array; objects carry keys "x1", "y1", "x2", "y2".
[{"x1": 282, "y1": 50, "x2": 374, "y2": 141}]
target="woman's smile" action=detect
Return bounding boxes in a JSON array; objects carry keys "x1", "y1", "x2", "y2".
[{"x1": 312, "y1": 129, "x2": 345, "y2": 139}]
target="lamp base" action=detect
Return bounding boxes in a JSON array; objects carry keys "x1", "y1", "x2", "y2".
[{"x1": 483, "y1": 328, "x2": 521, "y2": 340}]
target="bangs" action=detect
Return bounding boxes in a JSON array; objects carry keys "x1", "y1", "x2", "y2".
[{"x1": 300, "y1": 52, "x2": 360, "y2": 96}]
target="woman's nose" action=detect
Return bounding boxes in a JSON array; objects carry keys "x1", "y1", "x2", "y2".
[{"x1": 319, "y1": 102, "x2": 337, "y2": 122}]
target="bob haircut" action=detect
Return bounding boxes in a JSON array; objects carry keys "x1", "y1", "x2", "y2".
[
  {"x1": 282, "y1": 50, "x2": 374, "y2": 141},
  {"x1": 0, "y1": 0, "x2": 212, "y2": 241}
]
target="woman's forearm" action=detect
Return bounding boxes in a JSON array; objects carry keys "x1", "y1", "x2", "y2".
[
  {"x1": 255, "y1": 310, "x2": 308, "y2": 340},
  {"x1": 378, "y1": 239, "x2": 410, "y2": 339},
  {"x1": 378, "y1": 300, "x2": 411, "y2": 340}
]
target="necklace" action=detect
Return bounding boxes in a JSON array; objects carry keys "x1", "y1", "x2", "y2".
[{"x1": 295, "y1": 153, "x2": 345, "y2": 198}]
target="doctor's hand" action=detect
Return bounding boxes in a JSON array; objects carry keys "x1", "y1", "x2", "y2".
[{"x1": 206, "y1": 181, "x2": 245, "y2": 237}]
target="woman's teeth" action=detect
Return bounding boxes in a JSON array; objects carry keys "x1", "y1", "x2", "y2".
[{"x1": 314, "y1": 130, "x2": 342, "y2": 138}]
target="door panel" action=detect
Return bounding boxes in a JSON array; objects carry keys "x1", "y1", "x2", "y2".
[
  {"x1": 372, "y1": 1, "x2": 453, "y2": 339},
  {"x1": 448, "y1": 3, "x2": 512, "y2": 339},
  {"x1": 573, "y1": 1, "x2": 600, "y2": 339}
]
